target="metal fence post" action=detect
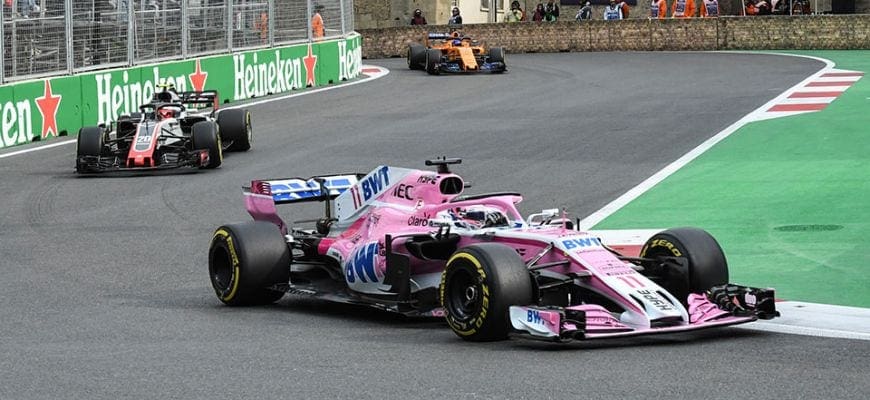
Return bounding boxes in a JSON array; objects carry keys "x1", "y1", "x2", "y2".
[
  {"x1": 306, "y1": 0, "x2": 312, "y2": 41},
  {"x1": 181, "y1": 0, "x2": 188, "y2": 58},
  {"x1": 1, "y1": 3, "x2": 5, "y2": 84},
  {"x1": 340, "y1": 0, "x2": 346, "y2": 35},
  {"x1": 226, "y1": 0, "x2": 232, "y2": 52},
  {"x1": 65, "y1": 0, "x2": 73, "y2": 75},
  {"x1": 11, "y1": 0, "x2": 16, "y2": 77},
  {"x1": 268, "y1": 0, "x2": 274, "y2": 47},
  {"x1": 128, "y1": 0, "x2": 135, "y2": 66}
]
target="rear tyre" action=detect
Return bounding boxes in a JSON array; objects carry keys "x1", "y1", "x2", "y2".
[
  {"x1": 76, "y1": 126, "x2": 105, "y2": 173},
  {"x1": 408, "y1": 44, "x2": 426, "y2": 70},
  {"x1": 425, "y1": 49, "x2": 441, "y2": 75},
  {"x1": 639, "y1": 227, "x2": 729, "y2": 306},
  {"x1": 441, "y1": 244, "x2": 533, "y2": 342},
  {"x1": 217, "y1": 108, "x2": 252, "y2": 152},
  {"x1": 192, "y1": 121, "x2": 222, "y2": 169},
  {"x1": 208, "y1": 222, "x2": 291, "y2": 306}
]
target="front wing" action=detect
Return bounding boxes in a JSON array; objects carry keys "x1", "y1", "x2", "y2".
[
  {"x1": 510, "y1": 284, "x2": 779, "y2": 342},
  {"x1": 75, "y1": 150, "x2": 210, "y2": 173}
]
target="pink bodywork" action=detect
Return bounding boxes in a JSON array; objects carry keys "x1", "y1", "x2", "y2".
[{"x1": 244, "y1": 165, "x2": 761, "y2": 339}]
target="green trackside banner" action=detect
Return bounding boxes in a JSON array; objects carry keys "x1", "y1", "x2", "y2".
[{"x1": 0, "y1": 34, "x2": 362, "y2": 149}]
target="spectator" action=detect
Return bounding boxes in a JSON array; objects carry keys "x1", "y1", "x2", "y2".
[
  {"x1": 651, "y1": 0, "x2": 667, "y2": 18},
  {"x1": 505, "y1": 1, "x2": 526, "y2": 22},
  {"x1": 744, "y1": 0, "x2": 771, "y2": 14},
  {"x1": 532, "y1": 3, "x2": 545, "y2": 22},
  {"x1": 672, "y1": 0, "x2": 696, "y2": 18},
  {"x1": 700, "y1": 0, "x2": 720, "y2": 17},
  {"x1": 312, "y1": 4, "x2": 324, "y2": 40},
  {"x1": 410, "y1": 8, "x2": 427, "y2": 25},
  {"x1": 448, "y1": 6, "x2": 462, "y2": 25},
  {"x1": 619, "y1": 1, "x2": 631, "y2": 18},
  {"x1": 603, "y1": 0, "x2": 623, "y2": 19},
  {"x1": 576, "y1": 1, "x2": 593, "y2": 20},
  {"x1": 18, "y1": 0, "x2": 39, "y2": 17},
  {"x1": 544, "y1": 0, "x2": 560, "y2": 21}
]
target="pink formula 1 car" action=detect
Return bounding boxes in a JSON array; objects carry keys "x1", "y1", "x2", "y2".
[{"x1": 207, "y1": 158, "x2": 778, "y2": 342}]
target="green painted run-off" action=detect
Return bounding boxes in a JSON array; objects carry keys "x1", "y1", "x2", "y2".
[{"x1": 594, "y1": 51, "x2": 870, "y2": 308}]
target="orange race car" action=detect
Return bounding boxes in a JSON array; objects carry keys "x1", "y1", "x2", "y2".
[{"x1": 407, "y1": 31, "x2": 506, "y2": 75}]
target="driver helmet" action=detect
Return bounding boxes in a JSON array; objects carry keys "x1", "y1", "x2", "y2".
[
  {"x1": 157, "y1": 108, "x2": 175, "y2": 120},
  {"x1": 437, "y1": 206, "x2": 509, "y2": 230},
  {"x1": 414, "y1": 9, "x2": 422, "y2": 16},
  {"x1": 452, "y1": 7, "x2": 460, "y2": 15},
  {"x1": 156, "y1": 91, "x2": 173, "y2": 103}
]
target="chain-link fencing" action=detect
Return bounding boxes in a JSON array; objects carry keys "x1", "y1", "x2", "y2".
[{"x1": 1, "y1": 0, "x2": 354, "y2": 83}]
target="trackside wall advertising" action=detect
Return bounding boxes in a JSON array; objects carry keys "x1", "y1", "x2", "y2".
[{"x1": 0, "y1": 34, "x2": 362, "y2": 149}]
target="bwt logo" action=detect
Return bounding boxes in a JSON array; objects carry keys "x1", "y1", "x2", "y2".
[
  {"x1": 562, "y1": 237, "x2": 602, "y2": 250},
  {"x1": 361, "y1": 166, "x2": 390, "y2": 201},
  {"x1": 527, "y1": 309, "x2": 543, "y2": 324},
  {"x1": 346, "y1": 242, "x2": 379, "y2": 283}
]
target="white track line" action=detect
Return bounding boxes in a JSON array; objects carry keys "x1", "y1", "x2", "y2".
[
  {"x1": 0, "y1": 65, "x2": 390, "y2": 160},
  {"x1": 576, "y1": 53, "x2": 835, "y2": 231},
  {"x1": 577, "y1": 53, "x2": 870, "y2": 340}
]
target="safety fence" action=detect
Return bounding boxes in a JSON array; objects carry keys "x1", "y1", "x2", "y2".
[
  {"x1": 1, "y1": 0, "x2": 353, "y2": 84},
  {"x1": 0, "y1": 34, "x2": 362, "y2": 149}
]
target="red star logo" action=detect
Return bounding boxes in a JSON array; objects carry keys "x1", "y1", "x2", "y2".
[
  {"x1": 188, "y1": 59, "x2": 208, "y2": 92},
  {"x1": 35, "y1": 80, "x2": 61, "y2": 139},
  {"x1": 303, "y1": 44, "x2": 318, "y2": 87}
]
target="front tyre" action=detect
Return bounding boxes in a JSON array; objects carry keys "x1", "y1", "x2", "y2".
[
  {"x1": 217, "y1": 108, "x2": 252, "y2": 152},
  {"x1": 75, "y1": 126, "x2": 105, "y2": 173},
  {"x1": 192, "y1": 121, "x2": 222, "y2": 169},
  {"x1": 425, "y1": 49, "x2": 441, "y2": 75},
  {"x1": 639, "y1": 227, "x2": 729, "y2": 306},
  {"x1": 209, "y1": 222, "x2": 291, "y2": 306},
  {"x1": 441, "y1": 244, "x2": 533, "y2": 342},
  {"x1": 408, "y1": 44, "x2": 426, "y2": 70}
]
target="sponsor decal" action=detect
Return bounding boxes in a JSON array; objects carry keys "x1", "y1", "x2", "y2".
[
  {"x1": 233, "y1": 51, "x2": 304, "y2": 101},
  {"x1": 392, "y1": 183, "x2": 414, "y2": 200},
  {"x1": 527, "y1": 309, "x2": 544, "y2": 324},
  {"x1": 407, "y1": 212, "x2": 432, "y2": 227},
  {"x1": 643, "y1": 239, "x2": 683, "y2": 257},
  {"x1": 637, "y1": 289, "x2": 674, "y2": 311},
  {"x1": 349, "y1": 166, "x2": 391, "y2": 209},
  {"x1": 337, "y1": 39, "x2": 362, "y2": 82},
  {"x1": 561, "y1": 236, "x2": 602, "y2": 250},
  {"x1": 345, "y1": 242, "x2": 379, "y2": 283},
  {"x1": 35, "y1": 80, "x2": 62, "y2": 139},
  {"x1": 303, "y1": 44, "x2": 318, "y2": 87},
  {"x1": 417, "y1": 174, "x2": 438, "y2": 185},
  {"x1": 188, "y1": 59, "x2": 208, "y2": 92},
  {"x1": 2, "y1": 95, "x2": 33, "y2": 148},
  {"x1": 95, "y1": 67, "x2": 189, "y2": 124}
]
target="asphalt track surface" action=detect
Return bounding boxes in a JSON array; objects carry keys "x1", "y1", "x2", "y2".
[{"x1": 2, "y1": 52, "x2": 868, "y2": 399}]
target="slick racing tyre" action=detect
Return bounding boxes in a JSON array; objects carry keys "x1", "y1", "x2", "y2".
[
  {"x1": 488, "y1": 47, "x2": 505, "y2": 64},
  {"x1": 217, "y1": 108, "x2": 252, "y2": 152},
  {"x1": 76, "y1": 126, "x2": 104, "y2": 157},
  {"x1": 76, "y1": 126, "x2": 105, "y2": 173},
  {"x1": 407, "y1": 44, "x2": 426, "y2": 70},
  {"x1": 209, "y1": 222, "x2": 291, "y2": 306},
  {"x1": 425, "y1": 49, "x2": 441, "y2": 75},
  {"x1": 192, "y1": 121, "x2": 222, "y2": 169},
  {"x1": 639, "y1": 227, "x2": 729, "y2": 306},
  {"x1": 441, "y1": 244, "x2": 533, "y2": 341}
]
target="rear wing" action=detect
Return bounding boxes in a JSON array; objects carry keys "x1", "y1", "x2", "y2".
[
  {"x1": 245, "y1": 174, "x2": 363, "y2": 204},
  {"x1": 176, "y1": 90, "x2": 220, "y2": 111}
]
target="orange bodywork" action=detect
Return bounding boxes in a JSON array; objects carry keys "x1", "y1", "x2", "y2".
[{"x1": 426, "y1": 32, "x2": 486, "y2": 71}]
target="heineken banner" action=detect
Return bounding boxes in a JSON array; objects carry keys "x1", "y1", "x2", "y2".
[{"x1": 1, "y1": 34, "x2": 362, "y2": 149}]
